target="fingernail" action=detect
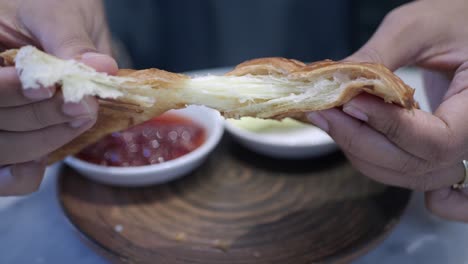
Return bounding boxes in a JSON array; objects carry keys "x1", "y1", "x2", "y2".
[
  {"x1": 33, "y1": 156, "x2": 48, "y2": 165},
  {"x1": 62, "y1": 100, "x2": 92, "y2": 117},
  {"x1": 429, "y1": 188, "x2": 451, "y2": 200},
  {"x1": 69, "y1": 118, "x2": 94, "y2": 128},
  {"x1": 307, "y1": 112, "x2": 329, "y2": 132},
  {"x1": 81, "y1": 52, "x2": 108, "y2": 60},
  {"x1": 343, "y1": 104, "x2": 368, "y2": 122},
  {"x1": 23, "y1": 87, "x2": 54, "y2": 100},
  {"x1": 0, "y1": 166, "x2": 13, "y2": 186}
]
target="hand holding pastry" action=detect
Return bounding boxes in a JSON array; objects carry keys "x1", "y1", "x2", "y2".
[
  {"x1": 0, "y1": 0, "x2": 117, "y2": 195},
  {"x1": 307, "y1": 0, "x2": 468, "y2": 222}
]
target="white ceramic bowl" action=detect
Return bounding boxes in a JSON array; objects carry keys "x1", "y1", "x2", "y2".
[
  {"x1": 65, "y1": 105, "x2": 224, "y2": 186},
  {"x1": 224, "y1": 119, "x2": 337, "y2": 159}
]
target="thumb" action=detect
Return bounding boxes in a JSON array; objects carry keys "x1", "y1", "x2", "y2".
[
  {"x1": 76, "y1": 52, "x2": 118, "y2": 76},
  {"x1": 17, "y1": 2, "x2": 117, "y2": 74},
  {"x1": 346, "y1": 2, "x2": 432, "y2": 71},
  {"x1": 18, "y1": 1, "x2": 104, "y2": 60}
]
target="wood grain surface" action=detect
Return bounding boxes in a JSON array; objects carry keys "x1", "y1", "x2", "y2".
[{"x1": 58, "y1": 136, "x2": 411, "y2": 264}]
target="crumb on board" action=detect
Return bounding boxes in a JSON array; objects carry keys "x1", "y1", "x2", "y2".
[
  {"x1": 114, "y1": 224, "x2": 124, "y2": 233},
  {"x1": 253, "y1": 251, "x2": 261, "y2": 258},
  {"x1": 212, "y1": 239, "x2": 230, "y2": 252},
  {"x1": 175, "y1": 232, "x2": 187, "y2": 242}
]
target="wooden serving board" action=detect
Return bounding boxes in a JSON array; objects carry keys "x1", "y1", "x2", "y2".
[{"x1": 58, "y1": 136, "x2": 411, "y2": 264}]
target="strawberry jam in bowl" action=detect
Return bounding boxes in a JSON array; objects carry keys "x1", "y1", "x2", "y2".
[
  {"x1": 77, "y1": 113, "x2": 206, "y2": 167},
  {"x1": 65, "y1": 106, "x2": 224, "y2": 186}
]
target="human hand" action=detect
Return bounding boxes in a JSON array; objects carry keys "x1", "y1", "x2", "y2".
[
  {"x1": 0, "y1": 0, "x2": 117, "y2": 195},
  {"x1": 307, "y1": 0, "x2": 468, "y2": 221}
]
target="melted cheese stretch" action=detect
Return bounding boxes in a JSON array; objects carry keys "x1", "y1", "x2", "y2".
[
  {"x1": 187, "y1": 75, "x2": 311, "y2": 101},
  {"x1": 182, "y1": 75, "x2": 341, "y2": 107},
  {"x1": 181, "y1": 75, "x2": 382, "y2": 113}
]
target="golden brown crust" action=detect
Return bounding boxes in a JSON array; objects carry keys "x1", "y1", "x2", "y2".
[
  {"x1": 119, "y1": 68, "x2": 188, "y2": 82},
  {"x1": 295, "y1": 61, "x2": 417, "y2": 109},
  {"x1": 0, "y1": 49, "x2": 417, "y2": 163},
  {"x1": 227, "y1": 57, "x2": 306, "y2": 76},
  {"x1": 0, "y1": 49, "x2": 17, "y2": 66},
  {"x1": 227, "y1": 58, "x2": 417, "y2": 110}
]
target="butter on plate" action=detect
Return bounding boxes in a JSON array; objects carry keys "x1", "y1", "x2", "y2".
[
  {"x1": 227, "y1": 117, "x2": 313, "y2": 134},
  {"x1": 224, "y1": 116, "x2": 335, "y2": 158}
]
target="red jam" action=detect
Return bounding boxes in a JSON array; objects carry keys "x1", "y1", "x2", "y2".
[{"x1": 76, "y1": 113, "x2": 206, "y2": 167}]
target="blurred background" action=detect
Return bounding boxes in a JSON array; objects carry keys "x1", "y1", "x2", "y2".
[{"x1": 104, "y1": 0, "x2": 409, "y2": 71}]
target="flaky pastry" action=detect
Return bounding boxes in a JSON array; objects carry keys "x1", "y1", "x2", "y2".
[{"x1": 0, "y1": 46, "x2": 417, "y2": 163}]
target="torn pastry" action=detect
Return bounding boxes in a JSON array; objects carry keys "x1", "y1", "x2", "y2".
[{"x1": 1, "y1": 46, "x2": 417, "y2": 163}]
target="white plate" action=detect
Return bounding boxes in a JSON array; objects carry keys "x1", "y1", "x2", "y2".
[
  {"x1": 65, "y1": 105, "x2": 224, "y2": 186},
  {"x1": 224, "y1": 119, "x2": 337, "y2": 158}
]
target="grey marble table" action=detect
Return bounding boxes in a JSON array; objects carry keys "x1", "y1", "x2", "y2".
[{"x1": 2, "y1": 68, "x2": 467, "y2": 264}]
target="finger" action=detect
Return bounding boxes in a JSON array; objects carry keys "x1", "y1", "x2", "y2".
[
  {"x1": 436, "y1": 68, "x2": 468, "y2": 158},
  {"x1": 19, "y1": 2, "x2": 96, "y2": 59},
  {"x1": 76, "y1": 52, "x2": 118, "y2": 75},
  {"x1": 444, "y1": 62, "x2": 468, "y2": 100},
  {"x1": 422, "y1": 69, "x2": 451, "y2": 112},
  {"x1": 0, "y1": 94, "x2": 97, "y2": 131},
  {"x1": 0, "y1": 158, "x2": 47, "y2": 196},
  {"x1": 426, "y1": 185, "x2": 468, "y2": 222},
  {"x1": 95, "y1": 30, "x2": 113, "y2": 57},
  {"x1": 346, "y1": 91, "x2": 468, "y2": 164},
  {"x1": 342, "y1": 93, "x2": 460, "y2": 163},
  {"x1": 18, "y1": 0, "x2": 117, "y2": 66},
  {"x1": 0, "y1": 114, "x2": 96, "y2": 164},
  {"x1": 92, "y1": 4, "x2": 113, "y2": 56},
  {"x1": 306, "y1": 108, "x2": 430, "y2": 173},
  {"x1": 0, "y1": 67, "x2": 55, "y2": 107},
  {"x1": 345, "y1": 2, "x2": 435, "y2": 70},
  {"x1": 434, "y1": 88, "x2": 468, "y2": 162},
  {"x1": 345, "y1": 151, "x2": 463, "y2": 191}
]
